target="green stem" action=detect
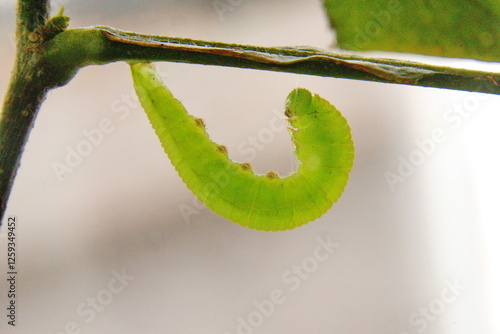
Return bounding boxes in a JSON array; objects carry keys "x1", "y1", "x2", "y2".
[
  {"x1": 0, "y1": 0, "x2": 51, "y2": 225},
  {"x1": 44, "y1": 26, "x2": 500, "y2": 95}
]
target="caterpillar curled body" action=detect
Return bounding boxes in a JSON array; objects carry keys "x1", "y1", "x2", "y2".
[{"x1": 130, "y1": 63, "x2": 354, "y2": 231}]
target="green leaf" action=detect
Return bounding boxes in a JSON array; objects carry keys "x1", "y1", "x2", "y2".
[{"x1": 323, "y1": 0, "x2": 500, "y2": 62}]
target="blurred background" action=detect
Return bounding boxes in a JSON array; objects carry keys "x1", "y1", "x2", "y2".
[{"x1": 1, "y1": 0, "x2": 500, "y2": 333}]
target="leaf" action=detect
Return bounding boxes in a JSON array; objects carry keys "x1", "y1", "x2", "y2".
[{"x1": 323, "y1": 0, "x2": 500, "y2": 62}]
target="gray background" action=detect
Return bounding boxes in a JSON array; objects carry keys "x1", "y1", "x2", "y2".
[{"x1": 1, "y1": 0, "x2": 500, "y2": 333}]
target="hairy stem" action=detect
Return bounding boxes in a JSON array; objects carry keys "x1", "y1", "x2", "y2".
[
  {"x1": 0, "y1": 0, "x2": 51, "y2": 225},
  {"x1": 45, "y1": 26, "x2": 500, "y2": 95}
]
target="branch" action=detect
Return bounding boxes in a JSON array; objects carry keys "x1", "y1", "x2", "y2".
[
  {"x1": 43, "y1": 26, "x2": 500, "y2": 95},
  {"x1": 0, "y1": 0, "x2": 51, "y2": 225},
  {"x1": 1, "y1": 21, "x2": 499, "y2": 225}
]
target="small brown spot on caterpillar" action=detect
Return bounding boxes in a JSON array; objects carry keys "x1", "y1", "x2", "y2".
[
  {"x1": 240, "y1": 163, "x2": 253, "y2": 171},
  {"x1": 195, "y1": 118, "x2": 205, "y2": 128},
  {"x1": 217, "y1": 145, "x2": 228, "y2": 155},
  {"x1": 266, "y1": 171, "x2": 279, "y2": 179}
]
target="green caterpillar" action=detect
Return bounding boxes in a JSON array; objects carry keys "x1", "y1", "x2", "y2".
[{"x1": 130, "y1": 63, "x2": 354, "y2": 231}]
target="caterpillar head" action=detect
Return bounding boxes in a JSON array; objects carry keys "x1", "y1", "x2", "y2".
[{"x1": 285, "y1": 88, "x2": 313, "y2": 118}]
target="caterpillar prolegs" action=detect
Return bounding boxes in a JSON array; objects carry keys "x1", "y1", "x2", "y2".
[{"x1": 130, "y1": 63, "x2": 354, "y2": 231}]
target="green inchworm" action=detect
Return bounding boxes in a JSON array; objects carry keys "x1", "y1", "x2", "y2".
[{"x1": 130, "y1": 62, "x2": 354, "y2": 231}]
